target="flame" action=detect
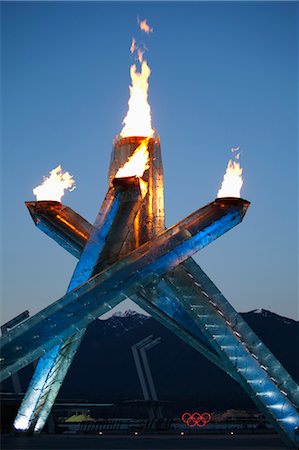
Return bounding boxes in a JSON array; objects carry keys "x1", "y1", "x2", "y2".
[
  {"x1": 139, "y1": 178, "x2": 148, "y2": 199},
  {"x1": 217, "y1": 149, "x2": 243, "y2": 198},
  {"x1": 137, "y1": 49, "x2": 144, "y2": 64},
  {"x1": 115, "y1": 138, "x2": 150, "y2": 179},
  {"x1": 130, "y1": 38, "x2": 136, "y2": 54},
  {"x1": 138, "y1": 17, "x2": 153, "y2": 34},
  {"x1": 120, "y1": 19, "x2": 154, "y2": 138},
  {"x1": 33, "y1": 165, "x2": 75, "y2": 202},
  {"x1": 120, "y1": 55, "x2": 154, "y2": 138}
]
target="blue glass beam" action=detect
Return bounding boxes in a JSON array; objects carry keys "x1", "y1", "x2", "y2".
[
  {"x1": 0, "y1": 198, "x2": 248, "y2": 381},
  {"x1": 13, "y1": 178, "x2": 142, "y2": 433},
  {"x1": 26, "y1": 201, "x2": 92, "y2": 259},
  {"x1": 181, "y1": 258, "x2": 299, "y2": 410},
  {"x1": 162, "y1": 262, "x2": 299, "y2": 448},
  {"x1": 130, "y1": 281, "x2": 242, "y2": 383}
]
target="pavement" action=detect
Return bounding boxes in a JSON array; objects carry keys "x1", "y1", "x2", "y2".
[{"x1": 1, "y1": 433, "x2": 290, "y2": 450}]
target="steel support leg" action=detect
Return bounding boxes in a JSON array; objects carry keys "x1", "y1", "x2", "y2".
[
  {"x1": 162, "y1": 262, "x2": 299, "y2": 448},
  {"x1": 13, "y1": 179, "x2": 142, "y2": 432}
]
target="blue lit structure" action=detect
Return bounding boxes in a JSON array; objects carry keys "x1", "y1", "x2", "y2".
[
  {"x1": 0, "y1": 198, "x2": 248, "y2": 379},
  {"x1": 0, "y1": 134, "x2": 298, "y2": 447},
  {"x1": 13, "y1": 176, "x2": 142, "y2": 433}
]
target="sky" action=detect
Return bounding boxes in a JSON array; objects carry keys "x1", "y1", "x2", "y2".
[{"x1": 1, "y1": 1, "x2": 298, "y2": 324}]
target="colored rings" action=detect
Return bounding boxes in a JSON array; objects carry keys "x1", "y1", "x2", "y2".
[{"x1": 181, "y1": 412, "x2": 211, "y2": 428}]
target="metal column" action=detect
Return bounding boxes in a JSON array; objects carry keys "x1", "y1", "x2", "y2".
[{"x1": 13, "y1": 179, "x2": 142, "y2": 432}]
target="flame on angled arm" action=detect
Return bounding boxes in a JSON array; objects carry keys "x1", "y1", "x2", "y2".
[
  {"x1": 33, "y1": 165, "x2": 75, "y2": 202},
  {"x1": 115, "y1": 138, "x2": 150, "y2": 179},
  {"x1": 217, "y1": 148, "x2": 243, "y2": 198}
]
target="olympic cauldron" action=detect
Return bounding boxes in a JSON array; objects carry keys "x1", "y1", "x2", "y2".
[{"x1": 1, "y1": 133, "x2": 299, "y2": 448}]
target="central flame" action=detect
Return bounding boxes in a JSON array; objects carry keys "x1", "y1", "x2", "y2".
[
  {"x1": 33, "y1": 165, "x2": 75, "y2": 202},
  {"x1": 120, "y1": 59, "x2": 154, "y2": 138},
  {"x1": 115, "y1": 138, "x2": 150, "y2": 179},
  {"x1": 120, "y1": 19, "x2": 154, "y2": 138},
  {"x1": 217, "y1": 148, "x2": 243, "y2": 198}
]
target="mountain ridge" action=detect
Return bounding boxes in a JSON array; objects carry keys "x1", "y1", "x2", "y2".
[{"x1": 1, "y1": 309, "x2": 298, "y2": 412}]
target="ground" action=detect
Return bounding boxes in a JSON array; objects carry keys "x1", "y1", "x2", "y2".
[{"x1": 1, "y1": 433, "x2": 289, "y2": 450}]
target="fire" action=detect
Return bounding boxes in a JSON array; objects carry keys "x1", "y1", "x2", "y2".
[
  {"x1": 138, "y1": 17, "x2": 153, "y2": 34},
  {"x1": 33, "y1": 165, "x2": 75, "y2": 202},
  {"x1": 130, "y1": 38, "x2": 136, "y2": 54},
  {"x1": 120, "y1": 56, "x2": 154, "y2": 138},
  {"x1": 217, "y1": 148, "x2": 243, "y2": 198},
  {"x1": 138, "y1": 178, "x2": 148, "y2": 199},
  {"x1": 120, "y1": 19, "x2": 154, "y2": 138},
  {"x1": 115, "y1": 138, "x2": 150, "y2": 179},
  {"x1": 137, "y1": 49, "x2": 144, "y2": 64}
]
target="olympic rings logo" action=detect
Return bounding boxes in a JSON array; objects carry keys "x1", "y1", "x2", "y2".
[{"x1": 181, "y1": 412, "x2": 212, "y2": 428}]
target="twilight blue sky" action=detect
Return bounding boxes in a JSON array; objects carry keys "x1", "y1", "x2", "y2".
[{"x1": 1, "y1": 2, "x2": 298, "y2": 323}]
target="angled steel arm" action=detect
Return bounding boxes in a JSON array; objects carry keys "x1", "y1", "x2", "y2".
[
  {"x1": 181, "y1": 258, "x2": 299, "y2": 409},
  {"x1": 26, "y1": 201, "x2": 92, "y2": 259},
  {"x1": 130, "y1": 284, "x2": 241, "y2": 383},
  {"x1": 1, "y1": 314, "x2": 28, "y2": 394},
  {"x1": 13, "y1": 178, "x2": 142, "y2": 432},
  {"x1": 163, "y1": 263, "x2": 299, "y2": 448}
]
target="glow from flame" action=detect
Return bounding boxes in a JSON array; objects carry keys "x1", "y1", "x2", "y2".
[
  {"x1": 217, "y1": 148, "x2": 243, "y2": 198},
  {"x1": 33, "y1": 165, "x2": 75, "y2": 202},
  {"x1": 138, "y1": 17, "x2": 153, "y2": 34},
  {"x1": 115, "y1": 138, "x2": 150, "y2": 179}
]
